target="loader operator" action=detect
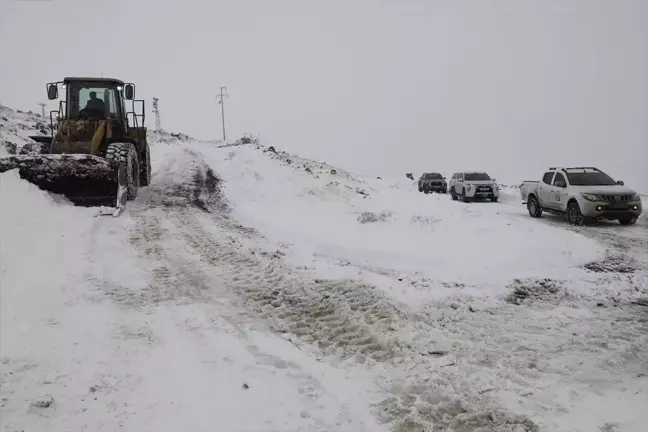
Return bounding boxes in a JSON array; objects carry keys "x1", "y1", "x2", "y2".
[{"x1": 84, "y1": 92, "x2": 105, "y2": 114}]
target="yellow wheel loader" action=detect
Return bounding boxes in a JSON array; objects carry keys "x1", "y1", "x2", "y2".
[{"x1": 0, "y1": 77, "x2": 151, "y2": 216}]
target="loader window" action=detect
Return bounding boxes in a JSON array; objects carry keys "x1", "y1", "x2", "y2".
[
  {"x1": 78, "y1": 88, "x2": 106, "y2": 113},
  {"x1": 70, "y1": 85, "x2": 120, "y2": 119},
  {"x1": 103, "y1": 89, "x2": 119, "y2": 117}
]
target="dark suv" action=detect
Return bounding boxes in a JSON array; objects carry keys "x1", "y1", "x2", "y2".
[{"x1": 418, "y1": 172, "x2": 447, "y2": 194}]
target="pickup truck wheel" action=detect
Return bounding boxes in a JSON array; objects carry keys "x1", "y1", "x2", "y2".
[
  {"x1": 490, "y1": 196, "x2": 498, "y2": 202},
  {"x1": 567, "y1": 201, "x2": 585, "y2": 226},
  {"x1": 418, "y1": 187, "x2": 423, "y2": 192},
  {"x1": 527, "y1": 195, "x2": 542, "y2": 217},
  {"x1": 451, "y1": 188, "x2": 458, "y2": 200},
  {"x1": 618, "y1": 217, "x2": 637, "y2": 226}
]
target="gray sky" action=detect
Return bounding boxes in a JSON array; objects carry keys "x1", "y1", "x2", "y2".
[{"x1": 1, "y1": 0, "x2": 647, "y2": 191}]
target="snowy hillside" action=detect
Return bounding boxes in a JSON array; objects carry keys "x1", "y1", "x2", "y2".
[
  {"x1": 1, "y1": 107, "x2": 647, "y2": 432},
  {"x1": 0, "y1": 104, "x2": 50, "y2": 157}
]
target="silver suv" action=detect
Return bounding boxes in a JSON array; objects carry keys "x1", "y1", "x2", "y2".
[{"x1": 449, "y1": 171, "x2": 499, "y2": 202}]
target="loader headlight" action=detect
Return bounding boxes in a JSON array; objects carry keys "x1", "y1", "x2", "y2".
[{"x1": 581, "y1": 193, "x2": 602, "y2": 202}]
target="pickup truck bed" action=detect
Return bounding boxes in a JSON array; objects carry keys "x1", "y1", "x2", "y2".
[{"x1": 519, "y1": 181, "x2": 538, "y2": 203}]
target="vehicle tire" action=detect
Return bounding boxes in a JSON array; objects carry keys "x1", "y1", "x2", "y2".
[
  {"x1": 618, "y1": 217, "x2": 637, "y2": 226},
  {"x1": 451, "y1": 188, "x2": 458, "y2": 200},
  {"x1": 139, "y1": 142, "x2": 152, "y2": 186},
  {"x1": 424, "y1": 190, "x2": 430, "y2": 194},
  {"x1": 418, "y1": 187, "x2": 423, "y2": 192},
  {"x1": 105, "y1": 142, "x2": 139, "y2": 200},
  {"x1": 527, "y1": 195, "x2": 542, "y2": 218},
  {"x1": 490, "y1": 195, "x2": 498, "y2": 202},
  {"x1": 566, "y1": 200, "x2": 585, "y2": 226}
]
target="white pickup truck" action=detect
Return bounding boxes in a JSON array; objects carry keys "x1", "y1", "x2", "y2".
[{"x1": 520, "y1": 167, "x2": 642, "y2": 225}]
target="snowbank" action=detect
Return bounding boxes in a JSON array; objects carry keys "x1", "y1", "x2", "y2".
[{"x1": 197, "y1": 143, "x2": 605, "y2": 299}]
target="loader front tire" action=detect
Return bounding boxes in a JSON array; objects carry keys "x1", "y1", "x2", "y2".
[{"x1": 105, "y1": 142, "x2": 139, "y2": 200}]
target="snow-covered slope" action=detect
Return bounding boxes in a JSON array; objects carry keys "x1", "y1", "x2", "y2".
[
  {"x1": 0, "y1": 104, "x2": 49, "y2": 155},
  {"x1": 198, "y1": 144, "x2": 606, "y2": 296},
  {"x1": 2, "y1": 108, "x2": 647, "y2": 432}
]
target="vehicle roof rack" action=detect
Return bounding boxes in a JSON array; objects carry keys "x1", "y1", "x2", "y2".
[{"x1": 565, "y1": 166, "x2": 601, "y2": 171}]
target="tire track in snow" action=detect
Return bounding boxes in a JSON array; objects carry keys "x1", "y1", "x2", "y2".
[{"x1": 173, "y1": 207, "x2": 404, "y2": 362}]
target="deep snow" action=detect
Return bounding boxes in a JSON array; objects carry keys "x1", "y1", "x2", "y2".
[{"x1": 1, "y1": 107, "x2": 647, "y2": 432}]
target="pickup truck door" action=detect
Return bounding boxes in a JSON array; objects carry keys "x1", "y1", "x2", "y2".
[
  {"x1": 549, "y1": 172, "x2": 569, "y2": 211},
  {"x1": 537, "y1": 172, "x2": 555, "y2": 207}
]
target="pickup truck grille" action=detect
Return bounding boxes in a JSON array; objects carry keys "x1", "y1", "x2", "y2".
[{"x1": 600, "y1": 194, "x2": 633, "y2": 202}]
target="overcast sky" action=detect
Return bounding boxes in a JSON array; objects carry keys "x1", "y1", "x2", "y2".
[{"x1": 1, "y1": 0, "x2": 646, "y2": 191}]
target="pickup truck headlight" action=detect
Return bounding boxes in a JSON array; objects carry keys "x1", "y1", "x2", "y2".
[
  {"x1": 581, "y1": 193, "x2": 602, "y2": 202},
  {"x1": 629, "y1": 193, "x2": 640, "y2": 201}
]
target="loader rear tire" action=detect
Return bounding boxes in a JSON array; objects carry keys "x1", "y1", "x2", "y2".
[
  {"x1": 105, "y1": 142, "x2": 139, "y2": 200},
  {"x1": 139, "y1": 142, "x2": 151, "y2": 186}
]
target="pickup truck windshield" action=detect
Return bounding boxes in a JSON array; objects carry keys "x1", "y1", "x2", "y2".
[
  {"x1": 566, "y1": 172, "x2": 616, "y2": 186},
  {"x1": 465, "y1": 173, "x2": 491, "y2": 181},
  {"x1": 425, "y1": 173, "x2": 443, "y2": 179}
]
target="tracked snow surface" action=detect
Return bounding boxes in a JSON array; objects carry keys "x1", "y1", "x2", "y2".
[{"x1": 1, "y1": 105, "x2": 647, "y2": 432}]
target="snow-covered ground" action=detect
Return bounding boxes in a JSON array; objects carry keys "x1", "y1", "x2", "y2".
[{"x1": 1, "y1": 107, "x2": 647, "y2": 432}]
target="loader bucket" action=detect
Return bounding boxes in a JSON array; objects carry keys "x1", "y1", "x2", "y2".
[{"x1": 0, "y1": 154, "x2": 125, "y2": 207}]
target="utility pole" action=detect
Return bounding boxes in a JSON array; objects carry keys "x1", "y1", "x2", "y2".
[
  {"x1": 39, "y1": 103, "x2": 46, "y2": 117},
  {"x1": 152, "y1": 97, "x2": 161, "y2": 131},
  {"x1": 216, "y1": 86, "x2": 228, "y2": 141}
]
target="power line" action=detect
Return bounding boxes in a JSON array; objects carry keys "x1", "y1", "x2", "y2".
[{"x1": 216, "y1": 86, "x2": 228, "y2": 141}]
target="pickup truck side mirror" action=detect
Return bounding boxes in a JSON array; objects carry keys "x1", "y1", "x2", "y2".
[
  {"x1": 491, "y1": 178, "x2": 496, "y2": 182},
  {"x1": 555, "y1": 181, "x2": 566, "y2": 188},
  {"x1": 616, "y1": 180, "x2": 624, "y2": 186}
]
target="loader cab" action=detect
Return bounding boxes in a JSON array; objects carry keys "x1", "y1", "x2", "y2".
[
  {"x1": 45, "y1": 77, "x2": 144, "y2": 140},
  {"x1": 59, "y1": 78, "x2": 128, "y2": 123}
]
